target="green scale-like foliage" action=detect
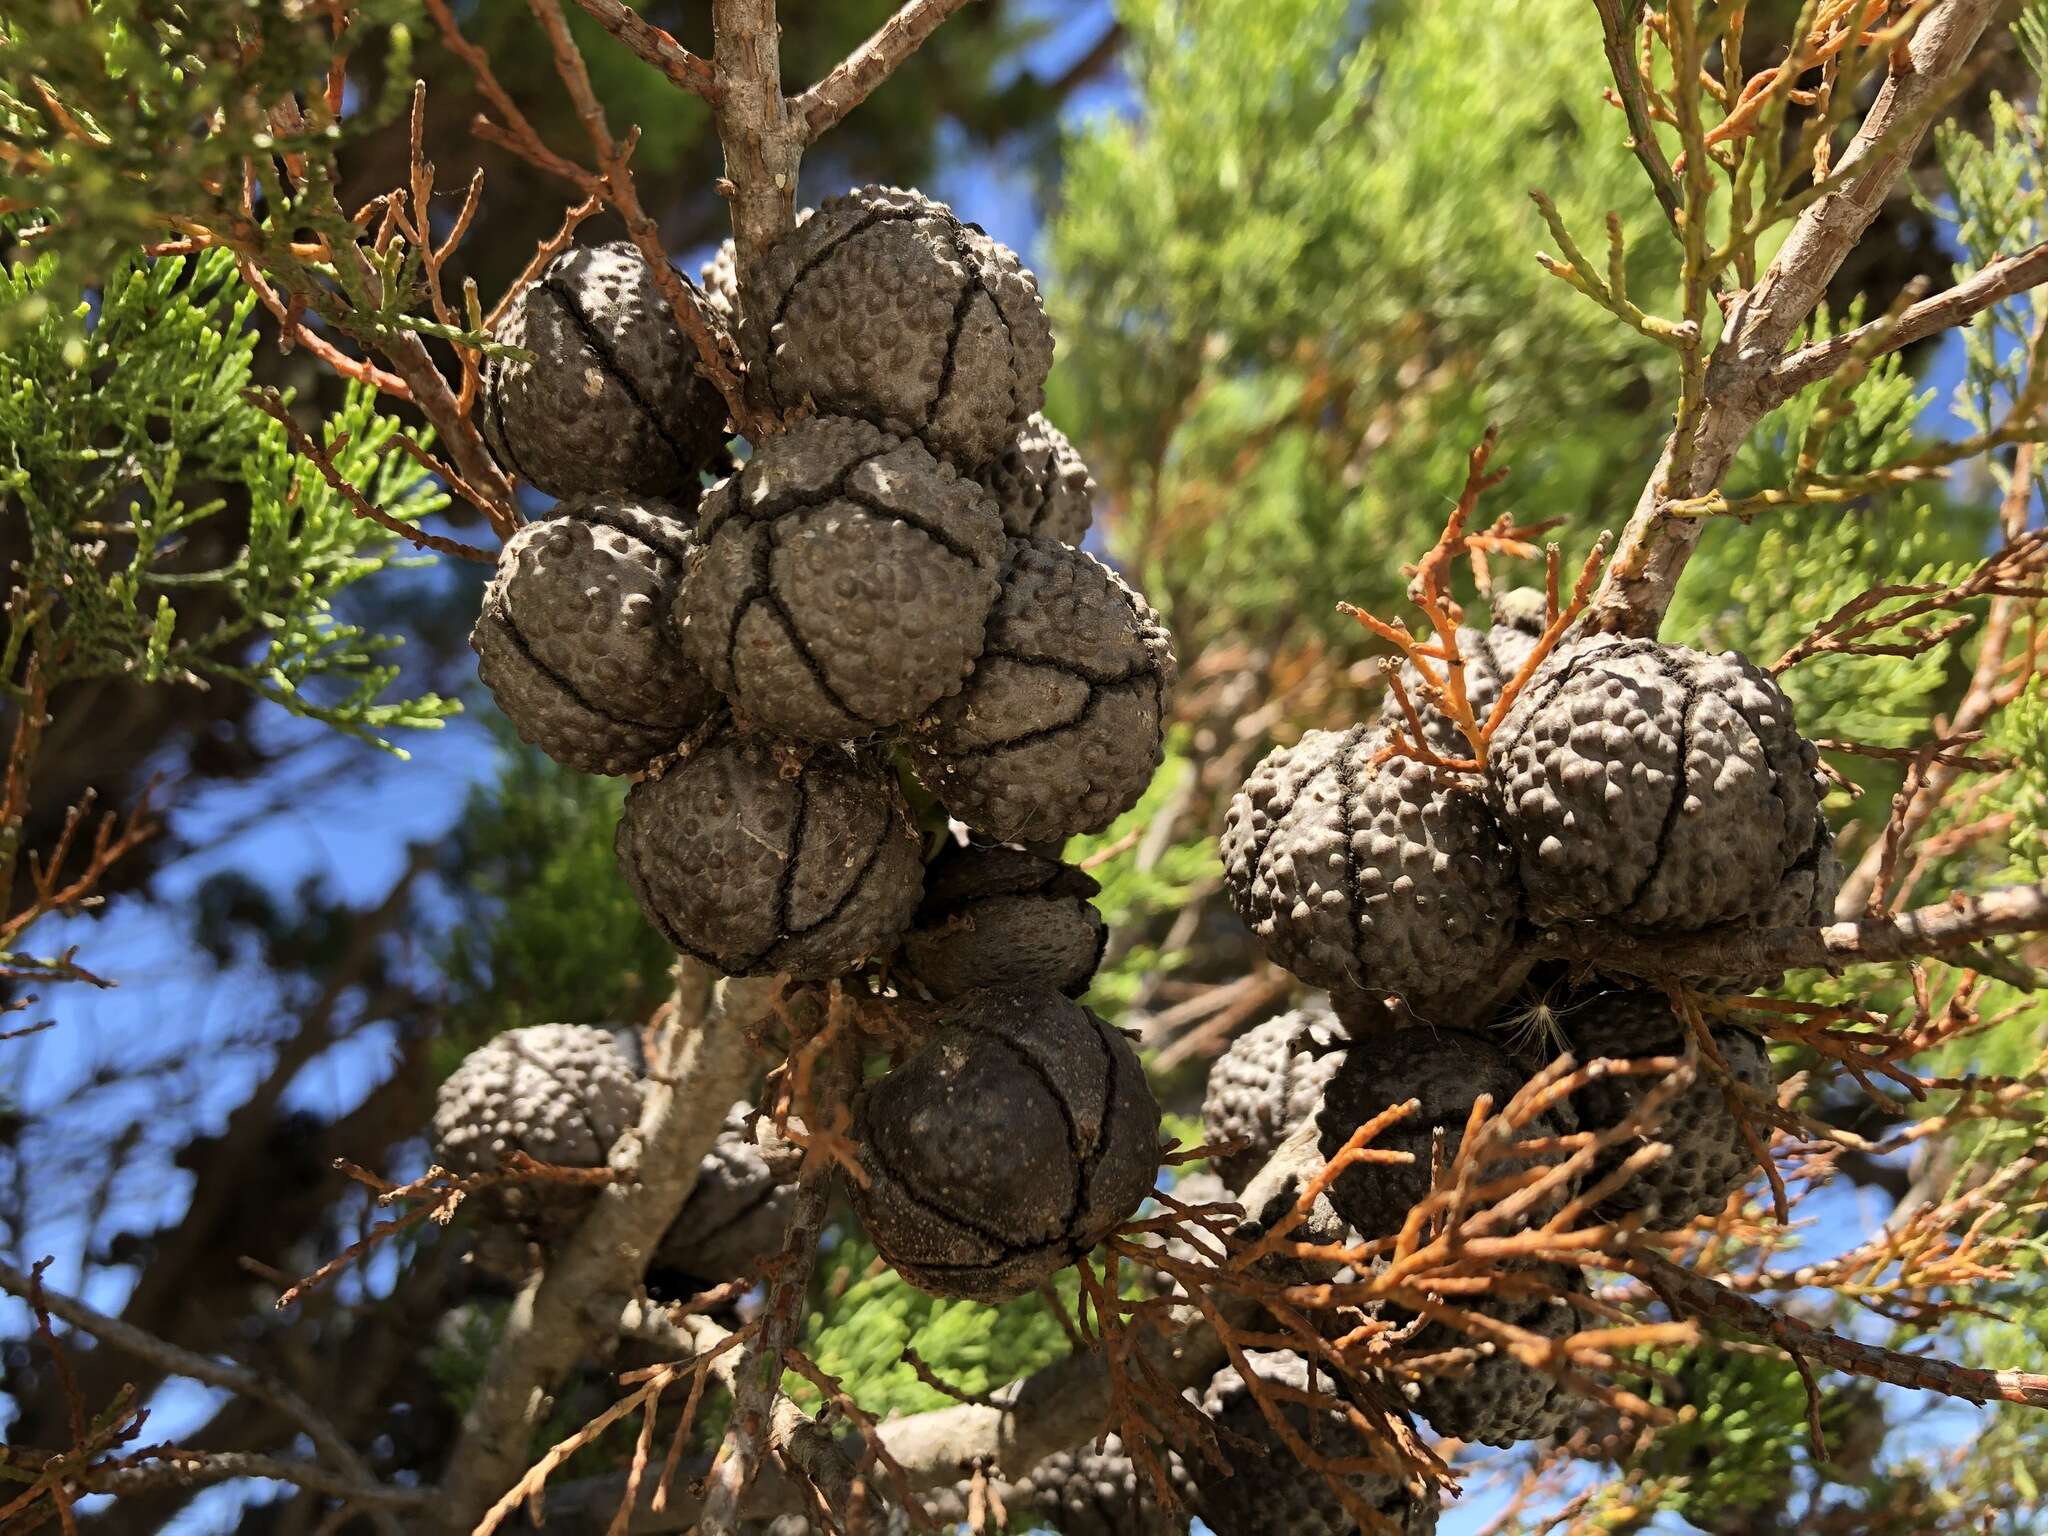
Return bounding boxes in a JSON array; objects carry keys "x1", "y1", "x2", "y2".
[
  {"x1": 436, "y1": 742, "x2": 676, "y2": 1070},
  {"x1": 1982, "y1": 684, "x2": 2048, "y2": 885},
  {"x1": 0, "y1": 243, "x2": 454, "y2": 745},
  {"x1": 797, "y1": 1234, "x2": 1087, "y2": 1419},
  {"x1": 1069, "y1": 731, "x2": 1219, "y2": 1017},
  {"x1": 1630, "y1": 1346, "x2": 1868, "y2": 1526},
  {"x1": 1635, "y1": 21, "x2": 2048, "y2": 1522},
  {"x1": 1865, "y1": 7, "x2": 2048, "y2": 1147},
  {"x1": 1048, "y1": 0, "x2": 1675, "y2": 651},
  {"x1": 1665, "y1": 310, "x2": 1993, "y2": 814}
]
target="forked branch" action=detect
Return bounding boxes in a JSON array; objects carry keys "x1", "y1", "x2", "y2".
[
  {"x1": 1766, "y1": 239, "x2": 2048, "y2": 406},
  {"x1": 438, "y1": 967, "x2": 773, "y2": 1531},
  {"x1": 1583, "y1": 0, "x2": 2007, "y2": 637},
  {"x1": 0, "y1": 1257, "x2": 407, "y2": 1527}
]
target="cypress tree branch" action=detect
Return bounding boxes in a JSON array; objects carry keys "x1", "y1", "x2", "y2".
[
  {"x1": 1764, "y1": 239, "x2": 2048, "y2": 406},
  {"x1": 1631, "y1": 1247, "x2": 2048, "y2": 1407},
  {"x1": 1583, "y1": 0, "x2": 2006, "y2": 637},
  {"x1": 1592, "y1": 0, "x2": 1683, "y2": 228},
  {"x1": 710, "y1": 0, "x2": 803, "y2": 295},
  {"x1": 73, "y1": 1452, "x2": 432, "y2": 1513},
  {"x1": 549, "y1": 1272, "x2": 1236, "y2": 1531},
  {"x1": 437, "y1": 964, "x2": 772, "y2": 1532},
  {"x1": 0, "y1": 1258, "x2": 406, "y2": 1533},
  {"x1": 1836, "y1": 445, "x2": 2041, "y2": 916},
  {"x1": 696, "y1": 1041, "x2": 850, "y2": 1536},
  {"x1": 620, "y1": 1304, "x2": 891, "y2": 1531},
  {"x1": 524, "y1": 0, "x2": 763, "y2": 436},
  {"x1": 1540, "y1": 878, "x2": 2048, "y2": 980}
]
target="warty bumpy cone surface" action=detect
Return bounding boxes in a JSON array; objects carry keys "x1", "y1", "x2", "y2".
[
  {"x1": 433, "y1": 1024, "x2": 643, "y2": 1228},
  {"x1": 471, "y1": 497, "x2": 717, "y2": 776},
  {"x1": 1023, "y1": 1434, "x2": 1192, "y2": 1536},
  {"x1": 482, "y1": 241, "x2": 729, "y2": 500},
  {"x1": 654, "y1": 1102, "x2": 799, "y2": 1284},
  {"x1": 614, "y1": 734, "x2": 924, "y2": 979},
  {"x1": 1399, "y1": 1265, "x2": 1583, "y2": 1447},
  {"x1": 1191, "y1": 1352, "x2": 1440, "y2": 1536},
  {"x1": 1486, "y1": 636, "x2": 1831, "y2": 933},
  {"x1": 1316, "y1": 1027, "x2": 1570, "y2": 1241},
  {"x1": 975, "y1": 412, "x2": 1096, "y2": 544},
  {"x1": 913, "y1": 535, "x2": 1176, "y2": 842},
  {"x1": 1377, "y1": 623, "x2": 1539, "y2": 761},
  {"x1": 1561, "y1": 990, "x2": 1769, "y2": 1229},
  {"x1": 677, "y1": 415, "x2": 1006, "y2": 741},
  {"x1": 698, "y1": 237, "x2": 742, "y2": 336},
  {"x1": 1728, "y1": 824, "x2": 1844, "y2": 991},
  {"x1": 897, "y1": 840, "x2": 1107, "y2": 999},
  {"x1": 1201, "y1": 1005, "x2": 1347, "y2": 1191},
  {"x1": 747, "y1": 185, "x2": 1055, "y2": 471},
  {"x1": 849, "y1": 985, "x2": 1161, "y2": 1302},
  {"x1": 433, "y1": 1023, "x2": 643, "y2": 1174},
  {"x1": 1221, "y1": 725, "x2": 1520, "y2": 1027}
]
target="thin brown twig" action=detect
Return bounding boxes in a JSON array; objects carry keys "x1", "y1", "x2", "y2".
[
  {"x1": 1594, "y1": 0, "x2": 1683, "y2": 227},
  {"x1": 64, "y1": 1449, "x2": 432, "y2": 1514},
  {"x1": 485, "y1": 193, "x2": 606, "y2": 331},
  {"x1": 1839, "y1": 445, "x2": 2045, "y2": 915},
  {"x1": 521, "y1": 0, "x2": 758, "y2": 435},
  {"x1": 699, "y1": 1038, "x2": 852, "y2": 1535},
  {"x1": 0, "y1": 1257, "x2": 401, "y2": 1528},
  {"x1": 1632, "y1": 1246, "x2": 2048, "y2": 1407},
  {"x1": 377, "y1": 432, "x2": 508, "y2": 532},
  {"x1": 420, "y1": 0, "x2": 591, "y2": 187},
  {"x1": 439, "y1": 967, "x2": 771, "y2": 1531},
  {"x1": 473, "y1": 1357, "x2": 701, "y2": 1536},
  {"x1": 569, "y1": 0, "x2": 720, "y2": 99},
  {"x1": 276, "y1": 1154, "x2": 611, "y2": 1310},
  {"x1": 781, "y1": 1348, "x2": 933, "y2": 1530},
  {"x1": 235, "y1": 255, "x2": 415, "y2": 398},
  {"x1": 1583, "y1": 0, "x2": 2006, "y2": 637},
  {"x1": 244, "y1": 390, "x2": 496, "y2": 563},
  {"x1": 1, "y1": 786, "x2": 158, "y2": 953},
  {"x1": 900, "y1": 1348, "x2": 1005, "y2": 1410}
]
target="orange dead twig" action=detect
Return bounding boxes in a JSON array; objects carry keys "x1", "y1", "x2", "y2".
[
  {"x1": 772, "y1": 990, "x2": 868, "y2": 1185},
  {"x1": 475, "y1": 1340, "x2": 740, "y2": 1536},
  {"x1": 1338, "y1": 430, "x2": 1610, "y2": 769}
]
